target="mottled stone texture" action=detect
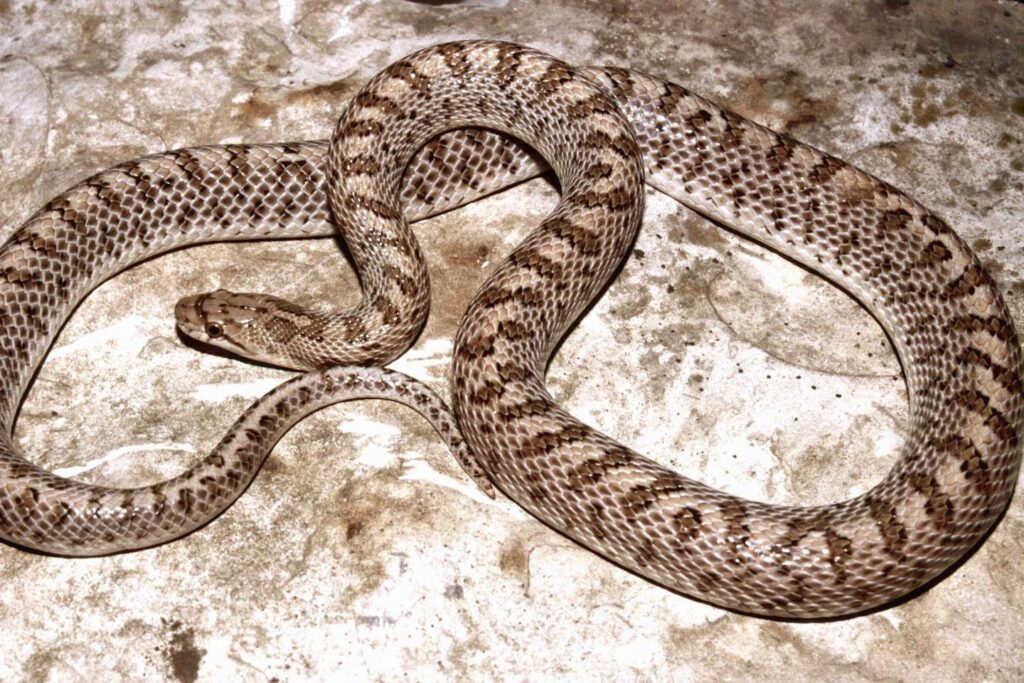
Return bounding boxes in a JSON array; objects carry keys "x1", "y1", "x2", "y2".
[{"x1": 0, "y1": 0, "x2": 1022, "y2": 680}]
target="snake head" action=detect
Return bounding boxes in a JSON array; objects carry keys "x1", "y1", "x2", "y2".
[{"x1": 175, "y1": 289, "x2": 318, "y2": 370}]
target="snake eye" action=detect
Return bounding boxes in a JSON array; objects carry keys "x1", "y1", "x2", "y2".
[{"x1": 205, "y1": 323, "x2": 224, "y2": 338}]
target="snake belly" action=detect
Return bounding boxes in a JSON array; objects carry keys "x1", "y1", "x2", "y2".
[{"x1": 0, "y1": 40, "x2": 1019, "y2": 619}]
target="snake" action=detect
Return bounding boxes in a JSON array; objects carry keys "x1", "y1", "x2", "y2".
[{"x1": 0, "y1": 41, "x2": 1019, "y2": 619}]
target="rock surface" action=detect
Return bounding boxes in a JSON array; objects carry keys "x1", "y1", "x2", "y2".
[{"x1": 1, "y1": 1, "x2": 1022, "y2": 680}]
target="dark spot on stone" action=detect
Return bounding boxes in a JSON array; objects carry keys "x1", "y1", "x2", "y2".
[
  {"x1": 161, "y1": 620, "x2": 205, "y2": 683},
  {"x1": 499, "y1": 541, "x2": 529, "y2": 578}
]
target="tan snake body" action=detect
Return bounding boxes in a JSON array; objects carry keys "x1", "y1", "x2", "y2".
[{"x1": 0, "y1": 41, "x2": 1020, "y2": 618}]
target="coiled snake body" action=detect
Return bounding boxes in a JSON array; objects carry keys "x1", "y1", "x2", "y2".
[{"x1": 0, "y1": 41, "x2": 1019, "y2": 618}]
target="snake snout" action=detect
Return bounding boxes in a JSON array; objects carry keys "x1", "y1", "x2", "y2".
[{"x1": 174, "y1": 293, "x2": 205, "y2": 332}]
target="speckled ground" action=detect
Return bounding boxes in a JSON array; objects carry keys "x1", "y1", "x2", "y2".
[{"x1": 1, "y1": 1, "x2": 1022, "y2": 681}]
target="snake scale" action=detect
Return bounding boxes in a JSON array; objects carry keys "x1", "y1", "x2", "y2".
[{"x1": 0, "y1": 41, "x2": 1020, "y2": 618}]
